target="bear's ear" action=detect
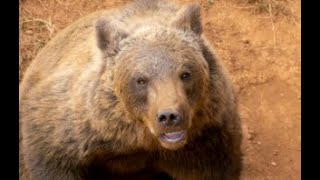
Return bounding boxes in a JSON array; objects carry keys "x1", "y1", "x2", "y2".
[
  {"x1": 95, "y1": 18, "x2": 128, "y2": 53},
  {"x1": 171, "y1": 4, "x2": 202, "y2": 35}
]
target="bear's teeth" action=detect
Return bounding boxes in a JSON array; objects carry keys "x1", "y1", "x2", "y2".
[
  {"x1": 163, "y1": 131, "x2": 185, "y2": 142},
  {"x1": 165, "y1": 131, "x2": 183, "y2": 136}
]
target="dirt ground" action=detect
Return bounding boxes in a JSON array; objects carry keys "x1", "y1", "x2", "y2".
[{"x1": 19, "y1": 0, "x2": 301, "y2": 179}]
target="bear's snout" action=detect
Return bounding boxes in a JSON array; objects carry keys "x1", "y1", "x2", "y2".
[{"x1": 156, "y1": 109, "x2": 182, "y2": 127}]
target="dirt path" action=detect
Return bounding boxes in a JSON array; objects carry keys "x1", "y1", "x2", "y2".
[{"x1": 19, "y1": 0, "x2": 301, "y2": 179}]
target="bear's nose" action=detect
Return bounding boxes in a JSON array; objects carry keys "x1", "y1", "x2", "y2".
[{"x1": 157, "y1": 109, "x2": 182, "y2": 127}]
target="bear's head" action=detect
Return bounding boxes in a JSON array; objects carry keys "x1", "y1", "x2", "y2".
[{"x1": 96, "y1": 4, "x2": 211, "y2": 150}]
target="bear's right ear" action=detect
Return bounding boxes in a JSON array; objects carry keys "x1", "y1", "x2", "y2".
[{"x1": 95, "y1": 18, "x2": 128, "y2": 54}]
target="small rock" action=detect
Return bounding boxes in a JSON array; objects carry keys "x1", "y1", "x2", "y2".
[
  {"x1": 257, "y1": 141, "x2": 262, "y2": 145},
  {"x1": 247, "y1": 130, "x2": 255, "y2": 141},
  {"x1": 298, "y1": 95, "x2": 301, "y2": 99},
  {"x1": 271, "y1": 161, "x2": 277, "y2": 166},
  {"x1": 25, "y1": 30, "x2": 33, "y2": 35},
  {"x1": 273, "y1": 150, "x2": 278, "y2": 156},
  {"x1": 242, "y1": 38, "x2": 250, "y2": 44},
  {"x1": 248, "y1": 135, "x2": 254, "y2": 141},
  {"x1": 280, "y1": 93, "x2": 284, "y2": 97}
]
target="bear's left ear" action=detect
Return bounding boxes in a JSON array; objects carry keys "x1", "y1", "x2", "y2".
[
  {"x1": 171, "y1": 4, "x2": 202, "y2": 35},
  {"x1": 95, "y1": 18, "x2": 128, "y2": 54}
]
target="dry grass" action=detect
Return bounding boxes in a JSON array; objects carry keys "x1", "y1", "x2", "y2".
[
  {"x1": 19, "y1": 1, "x2": 54, "y2": 81},
  {"x1": 234, "y1": 0, "x2": 293, "y2": 16},
  {"x1": 230, "y1": 0, "x2": 297, "y2": 50},
  {"x1": 19, "y1": 0, "x2": 130, "y2": 81}
]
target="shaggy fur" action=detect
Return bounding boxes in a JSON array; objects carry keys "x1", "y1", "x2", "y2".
[{"x1": 19, "y1": 0, "x2": 243, "y2": 179}]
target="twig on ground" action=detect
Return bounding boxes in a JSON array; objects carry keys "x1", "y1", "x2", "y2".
[
  {"x1": 55, "y1": 0, "x2": 77, "y2": 6},
  {"x1": 21, "y1": 19, "x2": 56, "y2": 35},
  {"x1": 267, "y1": 0, "x2": 276, "y2": 48}
]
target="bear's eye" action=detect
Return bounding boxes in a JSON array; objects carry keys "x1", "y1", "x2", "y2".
[
  {"x1": 180, "y1": 72, "x2": 191, "y2": 81},
  {"x1": 137, "y1": 78, "x2": 147, "y2": 85}
]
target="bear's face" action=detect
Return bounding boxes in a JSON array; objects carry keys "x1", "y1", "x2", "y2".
[
  {"x1": 113, "y1": 30, "x2": 209, "y2": 150},
  {"x1": 96, "y1": 3, "x2": 208, "y2": 150}
]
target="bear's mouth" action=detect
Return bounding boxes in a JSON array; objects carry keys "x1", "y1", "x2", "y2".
[{"x1": 159, "y1": 130, "x2": 186, "y2": 143}]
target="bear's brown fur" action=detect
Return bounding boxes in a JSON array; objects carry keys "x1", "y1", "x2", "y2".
[{"x1": 19, "y1": 0, "x2": 243, "y2": 179}]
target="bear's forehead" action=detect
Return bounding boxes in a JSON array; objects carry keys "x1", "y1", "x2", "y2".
[
  {"x1": 128, "y1": 46, "x2": 196, "y2": 68},
  {"x1": 128, "y1": 48, "x2": 178, "y2": 74},
  {"x1": 117, "y1": 48, "x2": 204, "y2": 79},
  {"x1": 122, "y1": 25, "x2": 201, "y2": 51},
  {"x1": 135, "y1": 48, "x2": 174, "y2": 62},
  {"x1": 116, "y1": 27, "x2": 206, "y2": 74},
  {"x1": 122, "y1": 35, "x2": 201, "y2": 62}
]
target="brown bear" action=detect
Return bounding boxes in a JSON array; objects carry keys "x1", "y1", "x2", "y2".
[{"x1": 19, "y1": 0, "x2": 243, "y2": 179}]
